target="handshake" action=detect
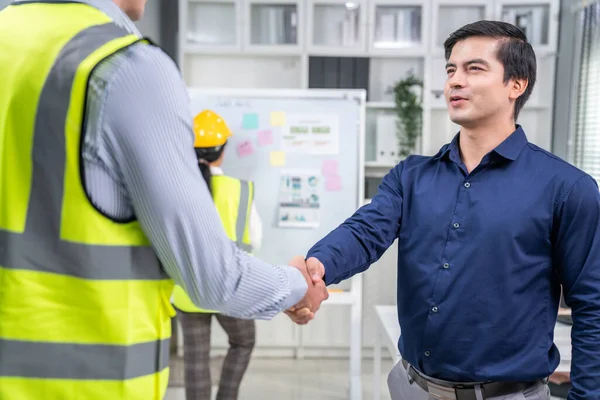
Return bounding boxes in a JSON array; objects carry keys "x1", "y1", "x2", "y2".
[{"x1": 284, "y1": 256, "x2": 329, "y2": 325}]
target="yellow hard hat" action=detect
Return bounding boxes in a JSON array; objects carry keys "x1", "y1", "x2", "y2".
[{"x1": 193, "y1": 110, "x2": 232, "y2": 148}]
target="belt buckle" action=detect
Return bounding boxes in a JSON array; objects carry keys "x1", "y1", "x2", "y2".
[{"x1": 427, "y1": 381, "x2": 457, "y2": 400}]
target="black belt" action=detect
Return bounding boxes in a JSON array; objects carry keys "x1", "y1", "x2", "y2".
[{"x1": 401, "y1": 359, "x2": 539, "y2": 400}]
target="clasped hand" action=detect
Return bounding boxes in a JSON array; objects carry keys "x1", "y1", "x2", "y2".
[{"x1": 284, "y1": 256, "x2": 328, "y2": 325}]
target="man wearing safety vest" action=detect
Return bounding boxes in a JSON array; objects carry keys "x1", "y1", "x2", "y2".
[
  {"x1": 173, "y1": 110, "x2": 260, "y2": 400},
  {"x1": 0, "y1": 1, "x2": 327, "y2": 399}
]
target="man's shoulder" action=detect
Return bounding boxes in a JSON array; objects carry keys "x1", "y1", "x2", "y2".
[
  {"x1": 523, "y1": 142, "x2": 596, "y2": 201},
  {"x1": 89, "y1": 41, "x2": 180, "y2": 89},
  {"x1": 395, "y1": 153, "x2": 439, "y2": 173},
  {"x1": 524, "y1": 142, "x2": 590, "y2": 180}
]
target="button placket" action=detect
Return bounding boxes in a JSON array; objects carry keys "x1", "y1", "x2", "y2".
[{"x1": 423, "y1": 177, "x2": 472, "y2": 365}]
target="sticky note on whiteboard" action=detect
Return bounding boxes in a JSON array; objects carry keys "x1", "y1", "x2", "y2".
[
  {"x1": 242, "y1": 113, "x2": 259, "y2": 130},
  {"x1": 257, "y1": 130, "x2": 273, "y2": 146},
  {"x1": 269, "y1": 151, "x2": 285, "y2": 166},
  {"x1": 325, "y1": 174, "x2": 342, "y2": 191},
  {"x1": 237, "y1": 140, "x2": 254, "y2": 158},
  {"x1": 270, "y1": 112, "x2": 286, "y2": 127},
  {"x1": 321, "y1": 160, "x2": 338, "y2": 176}
]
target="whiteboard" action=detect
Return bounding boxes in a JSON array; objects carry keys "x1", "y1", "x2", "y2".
[{"x1": 187, "y1": 88, "x2": 366, "y2": 291}]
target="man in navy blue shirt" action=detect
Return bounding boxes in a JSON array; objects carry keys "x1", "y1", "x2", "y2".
[{"x1": 286, "y1": 20, "x2": 600, "y2": 400}]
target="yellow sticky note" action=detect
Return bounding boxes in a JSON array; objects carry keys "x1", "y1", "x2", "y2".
[
  {"x1": 270, "y1": 112, "x2": 286, "y2": 127},
  {"x1": 270, "y1": 151, "x2": 286, "y2": 166}
]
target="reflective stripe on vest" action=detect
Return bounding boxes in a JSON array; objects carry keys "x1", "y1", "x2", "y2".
[
  {"x1": 0, "y1": 2, "x2": 173, "y2": 398},
  {"x1": 171, "y1": 177, "x2": 254, "y2": 313},
  {"x1": 212, "y1": 176, "x2": 255, "y2": 252},
  {"x1": 235, "y1": 179, "x2": 254, "y2": 252}
]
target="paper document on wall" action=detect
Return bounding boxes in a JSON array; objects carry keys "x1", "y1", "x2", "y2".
[
  {"x1": 277, "y1": 169, "x2": 321, "y2": 228},
  {"x1": 282, "y1": 114, "x2": 339, "y2": 155}
]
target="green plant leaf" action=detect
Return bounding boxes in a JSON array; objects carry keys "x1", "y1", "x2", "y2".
[{"x1": 387, "y1": 73, "x2": 424, "y2": 158}]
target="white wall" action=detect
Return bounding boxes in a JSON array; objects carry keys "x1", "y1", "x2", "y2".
[{"x1": 135, "y1": 0, "x2": 161, "y2": 43}]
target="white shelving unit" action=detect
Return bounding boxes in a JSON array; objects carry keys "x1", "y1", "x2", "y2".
[
  {"x1": 179, "y1": 0, "x2": 559, "y2": 165},
  {"x1": 368, "y1": 0, "x2": 429, "y2": 56},
  {"x1": 177, "y1": 0, "x2": 559, "y2": 392},
  {"x1": 307, "y1": 0, "x2": 367, "y2": 54}
]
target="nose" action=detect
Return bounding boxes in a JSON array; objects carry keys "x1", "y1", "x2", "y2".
[{"x1": 447, "y1": 70, "x2": 466, "y2": 89}]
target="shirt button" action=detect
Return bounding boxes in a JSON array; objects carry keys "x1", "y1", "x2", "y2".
[
  {"x1": 431, "y1": 306, "x2": 439, "y2": 313},
  {"x1": 443, "y1": 263, "x2": 449, "y2": 269},
  {"x1": 464, "y1": 182, "x2": 471, "y2": 188},
  {"x1": 425, "y1": 351, "x2": 431, "y2": 357},
  {"x1": 453, "y1": 222, "x2": 460, "y2": 229}
]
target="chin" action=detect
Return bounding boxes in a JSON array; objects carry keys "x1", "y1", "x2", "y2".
[{"x1": 448, "y1": 113, "x2": 470, "y2": 126}]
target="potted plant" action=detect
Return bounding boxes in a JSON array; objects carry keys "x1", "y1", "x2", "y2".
[{"x1": 387, "y1": 73, "x2": 424, "y2": 157}]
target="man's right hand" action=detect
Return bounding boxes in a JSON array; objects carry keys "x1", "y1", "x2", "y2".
[
  {"x1": 305, "y1": 257, "x2": 325, "y2": 283},
  {"x1": 285, "y1": 256, "x2": 328, "y2": 325}
]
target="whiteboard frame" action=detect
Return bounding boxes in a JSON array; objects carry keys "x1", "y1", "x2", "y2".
[{"x1": 185, "y1": 87, "x2": 366, "y2": 400}]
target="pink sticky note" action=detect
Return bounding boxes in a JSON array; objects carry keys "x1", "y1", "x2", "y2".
[
  {"x1": 236, "y1": 140, "x2": 254, "y2": 158},
  {"x1": 326, "y1": 174, "x2": 342, "y2": 191},
  {"x1": 322, "y1": 160, "x2": 338, "y2": 176},
  {"x1": 257, "y1": 130, "x2": 273, "y2": 146}
]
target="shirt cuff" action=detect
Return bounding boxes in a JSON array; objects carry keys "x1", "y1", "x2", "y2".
[
  {"x1": 282, "y1": 267, "x2": 308, "y2": 310},
  {"x1": 306, "y1": 250, "x2": 334, "y2": 285}
]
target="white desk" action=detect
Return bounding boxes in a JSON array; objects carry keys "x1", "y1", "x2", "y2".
[
  {"x1": 554, "y1": 321, "x2": 572, "y2": 373},
  {"x1": 297, "y1": 274, "x2": 364, "y2": 400},
  {"x1": 373, "y1": 305, "x2": 401, "y2": 400},
  {"x1": 372, "y1": 305, "x2": 573, "y2": 400}
]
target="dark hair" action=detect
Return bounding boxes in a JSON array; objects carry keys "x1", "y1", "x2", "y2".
[
  {"x1": 195, "y1": 143, "x2": 226, "y2": 195},
  {"x1": 443, "y1": 20, "x2": 536, "y2": 121}
]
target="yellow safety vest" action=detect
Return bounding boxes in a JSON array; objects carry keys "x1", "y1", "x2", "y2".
[
  {"x1": 0, "y1": 2, "x2": 175, "y2": 400},
  {"x1": 172, "y1": 175, "x2": 254, "y2": 313}
]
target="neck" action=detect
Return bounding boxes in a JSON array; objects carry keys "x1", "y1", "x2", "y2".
[{"x1": 458, "y1": 119, "x2": 515, "y2": 172}]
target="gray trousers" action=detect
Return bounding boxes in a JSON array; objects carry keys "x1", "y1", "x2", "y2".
[
  {"x1": 179, "y1": 311, "x2": 256, "y2": 400},
  {"x1": 387, "y1": 361, "x2": 552, "y2": 400}
]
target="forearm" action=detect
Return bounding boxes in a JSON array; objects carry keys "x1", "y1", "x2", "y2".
[
  {"x1": 308, "y1": 224, "x2": 377, "y2": 285},
  {"x1": 568, "y1": 305, "x2": 600, "y2": 399},
  {"x1": 136, "y1": 186, "x2": 307, "y2": 319},
  {"x1": 308, "y1": 165, "x2": 404, "y2": 285}
]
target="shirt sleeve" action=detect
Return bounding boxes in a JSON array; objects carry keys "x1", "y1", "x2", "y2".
[
  {"x1": 553, "y1": 175, "x2": 600, "y2": 400},
  {"x1": 307, "y1": 162, "x2": 404, "y2": 285},
  {"x1": 99, "y1": 43, "x2": 307, "y2": 319}
]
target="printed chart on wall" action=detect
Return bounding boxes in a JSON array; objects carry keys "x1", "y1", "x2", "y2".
[
  {"x1": 277, "y1": 169, "x2": 321, "y2": 228},
  {"x1": 281, "y1": 114, "x2": 340, "y2": 155}
]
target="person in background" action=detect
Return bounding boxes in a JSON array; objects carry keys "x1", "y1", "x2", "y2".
[
  {"x1": 172, "y1": 110, "x2": 260, "y2": 400},
  {"x1": 288, "y1": 20, "x2": 600, "y2": 400}
]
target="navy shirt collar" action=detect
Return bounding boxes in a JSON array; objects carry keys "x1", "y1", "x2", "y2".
[{"x1": 434, "y1": 125, "x2": 528, "y2": 162}]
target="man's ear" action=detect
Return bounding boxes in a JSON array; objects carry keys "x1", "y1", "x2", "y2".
[{"x1": 509, "y1": 78, "x2": 528, "y2": 101}]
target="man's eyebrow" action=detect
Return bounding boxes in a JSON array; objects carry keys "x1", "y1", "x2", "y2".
[
  {"x1": 465, "y1": 58, "x2": 490, "y2": 67},
  {"x1": 445, "y1": 59, "x2": 491, "y2": 69}
]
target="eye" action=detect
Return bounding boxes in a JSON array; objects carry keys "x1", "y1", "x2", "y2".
[
  {"x1": 446, "y1": 68, "x2": 455, "y2": 75},
  {"x1": 469, "y1": 66, "x2": 483, "y2": 71}
]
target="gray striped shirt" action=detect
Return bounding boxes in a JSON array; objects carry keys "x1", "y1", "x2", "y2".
[{"x1": 54, "y1": 0, "x2": 307, "y2": 319}]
